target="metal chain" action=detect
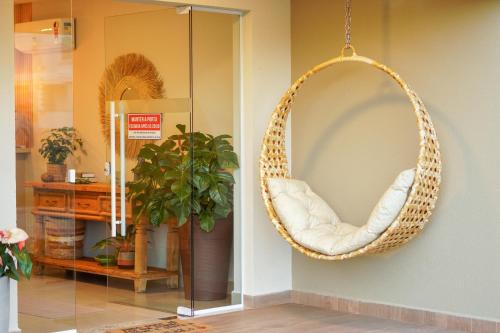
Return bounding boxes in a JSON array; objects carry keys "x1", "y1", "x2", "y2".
[{"x1": 344, "y1": 0, "x2": 352, "y2": 48}]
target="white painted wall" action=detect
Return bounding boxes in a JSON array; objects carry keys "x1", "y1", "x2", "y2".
[
  {"x1": 0, "y1": 1, "x2": 21, "y2": 331},
  {"x1": 0, "y1": 0, "x2": 16, "y2": 231}
]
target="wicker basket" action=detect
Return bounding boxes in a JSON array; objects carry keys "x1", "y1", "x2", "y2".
[{"x1": 45, "y1": 217, "x2": 85, "y2": 259}]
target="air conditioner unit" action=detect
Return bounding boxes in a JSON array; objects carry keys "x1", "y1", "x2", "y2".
[{"x1": 15, "y1": 18, "x2": 75, "y2": 54}]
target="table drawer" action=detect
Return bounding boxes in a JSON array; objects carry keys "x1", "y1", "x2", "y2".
[
  {"x1": 36, "y1": 192, "x2": 67, "y2": 212},
  {"x1": 98, "y1": 196, "x2": 132, "y2": 219},
  {"x1": 73, "y1": 195, "x2": 100, "y2": 214}
]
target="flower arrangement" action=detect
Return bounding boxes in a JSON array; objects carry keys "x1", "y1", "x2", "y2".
[{"x1": 0, "y1": 228, "x2": 32, "y2": 280}]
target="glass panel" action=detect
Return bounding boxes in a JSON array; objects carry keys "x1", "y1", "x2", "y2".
[
  {"x1": 191, "y1": 10, "x2": 242, "y2": 312},
  {"x1": 97, "y1": 7, "x2": 193, "y2": 326},
  {"x1": 15, "y1": 0, "x2": 78, "y2": 332}
]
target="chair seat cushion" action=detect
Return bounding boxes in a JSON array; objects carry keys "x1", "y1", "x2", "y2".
[{"x1": 267, "y1": 169, "x2": 416, "y2": 256}]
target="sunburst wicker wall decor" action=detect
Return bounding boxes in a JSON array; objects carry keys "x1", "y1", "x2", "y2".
[{"x1": 99, "y1": 53, "x2": 165, "y2": 159}]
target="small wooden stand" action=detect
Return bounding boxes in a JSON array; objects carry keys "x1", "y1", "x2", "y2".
[{"x1": 27, "y1": 182, "x2": 179, "y2": 292}]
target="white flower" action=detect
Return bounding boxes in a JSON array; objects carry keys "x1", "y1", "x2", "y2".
[{"x1": 1, "y1": 228, "x2": 29, "y2": 244}]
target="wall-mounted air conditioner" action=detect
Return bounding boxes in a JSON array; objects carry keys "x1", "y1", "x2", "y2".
[{"x1": 15, "y1": 18, "x2": 75, "y2": 54}]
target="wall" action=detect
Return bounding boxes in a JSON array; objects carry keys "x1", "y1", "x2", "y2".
[
  {"x1": 0, "y1": 1, "x2": 22, "y2": 331},
  {"x1": 0, "y1": 1, "x2": 17, "y2": 233},
  {"x1": 291, "y1": 0, "x2": 500, "y2": 321}
]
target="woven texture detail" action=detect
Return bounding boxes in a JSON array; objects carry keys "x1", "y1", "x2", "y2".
[{"x1": 260, "y1": 54, "x2": 442, "y2": 260}]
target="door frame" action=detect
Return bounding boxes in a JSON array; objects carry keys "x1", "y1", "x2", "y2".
[{"x1": 179, "y1": 4, "x2": 246, "y2": 317}]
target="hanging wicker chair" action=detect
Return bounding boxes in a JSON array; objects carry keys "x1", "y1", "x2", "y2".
[{"x1": 260, "y1": 47, "x2": 442, "y2": 260}]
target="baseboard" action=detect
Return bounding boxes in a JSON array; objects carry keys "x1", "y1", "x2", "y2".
[
  {"x1": 243, "y1": 290, "x2": 292, "y2": 309},
  {"x1": 244, "y1": 290, "x2": 498, "y2": 333},
  {"x1": 291, "y1": 290, "x2": 499, "y2": 333}
]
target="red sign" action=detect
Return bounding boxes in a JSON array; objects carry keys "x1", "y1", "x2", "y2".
[{"x1": 127, "y1": 113, "x2": 162, "y2": 140}]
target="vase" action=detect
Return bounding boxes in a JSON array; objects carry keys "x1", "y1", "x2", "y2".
[
  {"x1": 0, "y1": 276, "x2": 10, "y2": 333},
  {"x1": 117, "y1": 251, "x2": 135, "y2": 268},
  {"x1": 46, "y1": 163, "x2": 67, "y2": 182},
  {"x1": 179, "y1": 215, "x2": 233, "y2": 301}
]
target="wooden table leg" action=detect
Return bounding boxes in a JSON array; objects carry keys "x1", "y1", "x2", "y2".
[
  {"x1": 33, "y1": 215, "x2": 45, "y2": 275},
  {"x1": 134, "y1": 217, "x2": 148, "y2": 292},
  {"x1": 134, "y1": 279, "x2": 147, "y2": 293},
  {"x1": 166, "y1": 218, "x2": 179, "y2": 289}
]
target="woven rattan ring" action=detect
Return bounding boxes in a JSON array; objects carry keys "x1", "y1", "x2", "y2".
[{"x1": 260, "y1": 47, "x2": 442, "y2": 260}]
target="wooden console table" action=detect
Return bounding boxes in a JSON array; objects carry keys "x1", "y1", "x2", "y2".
[{"x1": 27, "y1": 182, "x2": 179, "y2": 292}]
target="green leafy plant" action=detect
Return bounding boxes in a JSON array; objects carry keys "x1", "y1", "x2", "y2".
[
  {"x1": 92, "y1": 224, "x2": 136, "y2": 256},
  {"x1": 127, "y1": 124, "x2": 239, "y2": 232},
  {"x1": 39, "y1": 127, "x2": 84, "y2": 164}
]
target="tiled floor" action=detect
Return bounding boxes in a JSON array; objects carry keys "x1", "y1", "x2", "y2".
[
  {"x1": 18, "y1": 269, "x2": 233, "y2": 332},
  {"x1": 18, "y1": 275, "x2": 479, "y2": 333},
  {"x1": 192, "y1": 303, "x2": 472, "y2": 333}
]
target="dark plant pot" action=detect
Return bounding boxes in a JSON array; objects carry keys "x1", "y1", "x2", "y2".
[
  {"x1": 179, "y1": 215, "x2": 233, "y2": 301},
  {"x1": 117, "y1": 251, "x2": 135, "y2": 268},
  {"x1": 46, "y1": 163, "x2": 67, "y2": 182}
]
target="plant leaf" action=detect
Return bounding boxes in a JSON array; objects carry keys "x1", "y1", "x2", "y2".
[
  {"x1": 214, "y1": 204, "x2": 232, "y2": 219},
  {"x1": 199, "y1": 211, "x2": 215, "y2": 232},
  {"x1": 176, "y1": 124, "x2": 186, "y2": 133},
  {"x1": 217, "y1": 171, "x2": 235, "y2": 184},
  {"x1": 209, "y1": 183, "x2": 228, "y2": 205},
  {"x1": 193, "y1": 174, "x2": 210, "y2": 192},
  {"x1": 217, "y1": 151, "x2": 239, "y2": 169}
]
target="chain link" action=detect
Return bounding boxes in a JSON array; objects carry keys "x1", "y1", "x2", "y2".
[{"x1": 344, "y1": 0, "x2": 352, "y2": 48}]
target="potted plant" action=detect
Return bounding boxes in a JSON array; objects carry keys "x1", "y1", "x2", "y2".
[
  {"x1": 93, "y1": 225, "x2": 136, "y2": 268},
  {"x1": 128, "y1": 124, "x2": 239, "y2": 300},
  {"x1": 0, "y1": 227, "x2": 32, "y2": 332},
  {"x1": 38, "y1": 127, "x2": 84, "y2": 182}
]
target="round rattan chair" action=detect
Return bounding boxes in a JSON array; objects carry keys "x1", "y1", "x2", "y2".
[{"x1": 260, "y1": 48, "x2": 442, "y2": 260}]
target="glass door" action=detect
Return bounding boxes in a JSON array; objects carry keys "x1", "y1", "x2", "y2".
[
  {"x1": 15, "y1": 0, "x2": 78, "y2": 332},
  {"x1": 13, "y1": 2, "x2": 242, "y2": 331},
  {"x1": 98, "y1": 7, "x2": 194, "y2": 327},
  {"x1": 191, "y1": 8, "x2": 242, "y2": 314}
]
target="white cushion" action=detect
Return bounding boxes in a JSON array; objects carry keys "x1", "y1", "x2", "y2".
[
  {"x1": 267, "y1": 178, "x2": 341, "y2": 237},
  {"x1": 366, "y1": 168, "x2": 416, "y2": 234},
  {"x1": 267, "y1": 169, "x2": 415, "y2": 256}
]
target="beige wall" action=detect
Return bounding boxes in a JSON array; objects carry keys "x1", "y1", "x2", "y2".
[
  {"x1": 291, "y1": 0, "x2": 500, "y2": 321},
  {"x1": 1, "y1": 1, "x2": 17, "y2": 232}
]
